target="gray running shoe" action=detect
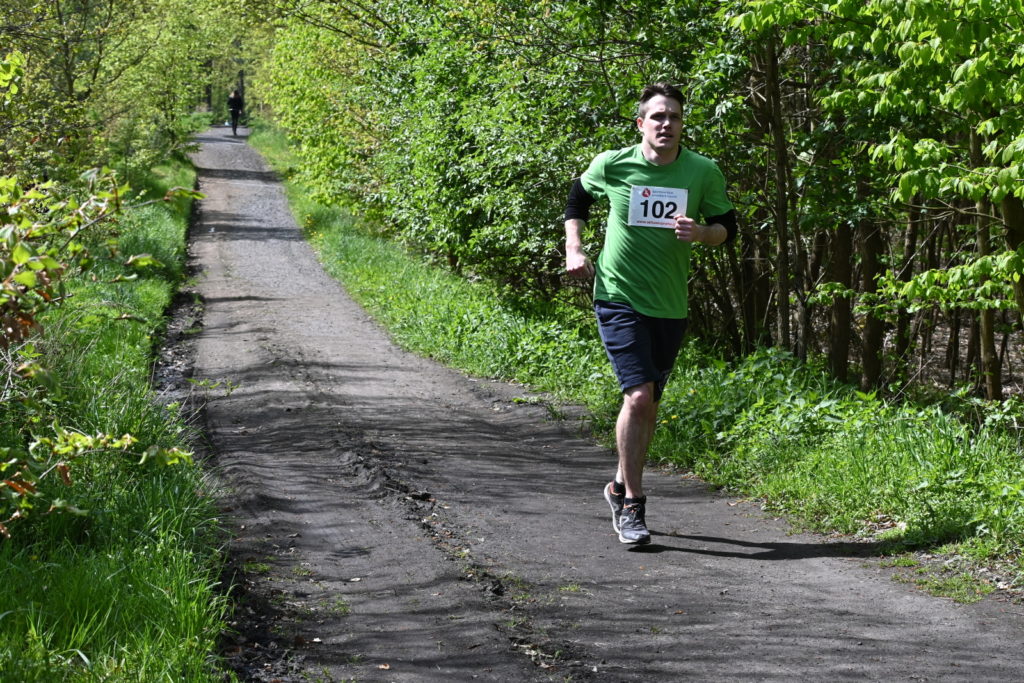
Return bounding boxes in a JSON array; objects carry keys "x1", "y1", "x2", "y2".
[
  {"x1": 604, "y1": 482, "x2": 625, "y2": 532},
  {"x1": 618, "y1": 498, "x2": 651, "y2": 545}
]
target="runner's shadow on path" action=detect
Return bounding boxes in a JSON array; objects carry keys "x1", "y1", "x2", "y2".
[{"x1": 630, "y1": 533, "x2": 889, "y2": 560}]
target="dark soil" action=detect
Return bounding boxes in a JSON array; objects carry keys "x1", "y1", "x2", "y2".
[{"x1": 176, "y1": 126, "x2": 1024, "y2": 682}]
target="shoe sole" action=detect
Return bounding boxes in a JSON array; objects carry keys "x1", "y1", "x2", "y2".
[
  {"x1": 604, "y1": 484, "x2": 623, "y2": 533},
  {"x1": 618, "y1": 532, "x2": 651, "y2": 545}
]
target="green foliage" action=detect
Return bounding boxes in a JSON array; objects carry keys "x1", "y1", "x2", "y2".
[
  {"x1": 1, "y1": 7, "x2": 237, "y2": 677},
  {"x1": 2, "y1": 170, "x2": 126, "y2": 346},
  {"x1": 653, "y1": 346, "x2": 1024, "y2": 552},
  {"x1": 0, "y1": 157, "x2": 228, "y2": 679},
  {"x1": 2, "y1": 3, "x2": 242, "y2": 179},
  {"x1": 824, "y1": 0, "x2": 1024, "y2": 204},
  {"x1": 250, "y1": 0, "x2": 1024, "y2": 400},
  {"x1": 873, "y1": 246, "x2": 1024, "y2": 313},
  {"x1": 0, "y1": 166, "x2": 202, "y2": 535},
  {"x1": 257, "y1": 1, "x2": 729, "y2": 304}
]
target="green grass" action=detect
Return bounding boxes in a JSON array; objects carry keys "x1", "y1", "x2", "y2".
[
  {"x1": 327, "y1": 598, "x2": 351, "y2": 616},
  {"x1": 916, "y1": 570, "x2": 997, "y2": 604},
  {"x1": 249, "y1": 120, "x2": 1024, "y2": 587},
  {"x1": 0, "y1": 159, "x2": 229, "y2": 681},
  {"x1": 879, "y1": 555, "x2": 920, "y2": 568}
]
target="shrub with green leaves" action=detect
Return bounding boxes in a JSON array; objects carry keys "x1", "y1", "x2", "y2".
[
  {"x1": 0, "y1": 160, "x2": 228, "y2": 680},
  {"x1": 1, "y1": 169, "x2": 200, "y2": 536}
]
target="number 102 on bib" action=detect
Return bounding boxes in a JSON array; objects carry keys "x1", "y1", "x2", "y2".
[{"x1": 627, "y1": 185, "x2": 688, "y2": 229}]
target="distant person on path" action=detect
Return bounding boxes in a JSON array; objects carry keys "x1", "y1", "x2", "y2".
[
  {"x1": 563, "y1": 82, "x2": 737, "y2": 545},
  {"x1": 227, "y1": 89, "x2": 244, "y2": 136}
]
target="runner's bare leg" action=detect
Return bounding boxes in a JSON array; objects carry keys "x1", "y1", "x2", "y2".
[{"x1": 615, "y1": 382, "x2": 658, "y2": 500}]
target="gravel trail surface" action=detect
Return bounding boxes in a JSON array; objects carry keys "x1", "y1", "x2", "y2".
[{"x1": 188, "y1": 127, "x2": 1024, "y2": 682}]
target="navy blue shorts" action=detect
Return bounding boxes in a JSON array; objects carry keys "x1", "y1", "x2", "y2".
[{"x1": 594, "y1": 299, "x2": 688, "y2": 402}]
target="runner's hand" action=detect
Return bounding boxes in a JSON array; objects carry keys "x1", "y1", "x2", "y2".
[
  {"x1": 566, "y1": 247, "x2": 594, "y2": 279},
  {"x1": 673, "y1": 214, "x2": 703, "y2": 242}
]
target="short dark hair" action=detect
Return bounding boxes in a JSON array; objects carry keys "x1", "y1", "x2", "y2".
[{"x1": 637, "y1": 82, "x2": 684, "y2": 118}]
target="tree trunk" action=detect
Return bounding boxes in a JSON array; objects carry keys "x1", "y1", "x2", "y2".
[
  {"x1": 999, "y1": 311, "x2": 1012, "y2": 384},
  {"x1": 918, "y1": 213, "x2": 940, "y2": 374},
  {"x1": 793, "y1": 223, "x2": 815, "y2": 362},
  {"x1": 737, "y1": 225, "x2": 772, "y2": 352},
  {"x1": 976, "y1": 199, "x2": 1002, "y2": 399},
  {"x1": 893, "y1": 202, "x2": 920, "y2": 383},
  {"x1": 858, "y1": 180, "x2": 886, "y2": 390},
  {"x1": 1001, "y1": 195, "x2": 1024, "y2": 326},
  {"x1": 705, "y1": 248, "x2": 742, "y2": 355},
  {"x1": 971, "y1": 131, "x2": 1002, "y2": 399},
  {"x1": 947, "y1": 309, "x2": 961, "y2": 388},
  {"x1": 828, "y1": 221, "x2": 853, "y2": 382},
  {"x1": 764, "y1": 32, "x2": 792, "y2": 351},
  {"x1": 966, "y1": 317, "x2": 980, "y2": 388}
]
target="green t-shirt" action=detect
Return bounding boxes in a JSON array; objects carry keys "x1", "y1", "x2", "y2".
[{"x1": 581, "y1": 144, "x2": 733, "y2": 319}]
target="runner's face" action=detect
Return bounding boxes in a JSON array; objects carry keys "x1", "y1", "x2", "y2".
[{"x1": 637, "y1": 95, "x2": 682, "y2": 155}]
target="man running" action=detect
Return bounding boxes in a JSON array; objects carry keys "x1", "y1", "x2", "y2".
[{"x1": 564, "y1": 82, "x2": 737, "y2": 545}]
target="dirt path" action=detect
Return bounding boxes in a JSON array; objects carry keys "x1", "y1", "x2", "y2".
[{"x1": 187, "y1": 128, "x2": 1024, "y2": 682}]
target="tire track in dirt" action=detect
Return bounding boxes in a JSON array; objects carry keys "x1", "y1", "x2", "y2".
[{"x1": 188, "y1": 128, "x2": 1024, "y2": 682}]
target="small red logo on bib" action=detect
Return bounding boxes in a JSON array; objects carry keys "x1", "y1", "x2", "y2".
[{"x1": 641, "y1": 187, "x2": 652, "y2": 197}]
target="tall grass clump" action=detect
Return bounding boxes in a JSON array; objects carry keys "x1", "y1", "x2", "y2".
[
  {"x1": 0, "y1": 159, "x2": 229, "y2": 681},
  {"x1": 251, "y1": 121, "x2": 1024, "y2": 579}
]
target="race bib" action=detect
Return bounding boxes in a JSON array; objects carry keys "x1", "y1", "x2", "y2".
[{"x1": 627, "y1": 185, "x2": 688, "y2": 229}]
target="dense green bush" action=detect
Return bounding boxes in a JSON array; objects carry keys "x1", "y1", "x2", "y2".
[
  {"x1": 253, "y1": 0, "x2": 1024, "y2": 398},
  {"x1": 259, "y1": 2, "x2": 720, "y2": 305}
]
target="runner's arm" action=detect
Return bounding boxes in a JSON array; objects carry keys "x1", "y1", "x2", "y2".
[
  {"x1": 675, "y1": 209, "x2": 738, "y2": 246},
  {"x1": 564, "y1": 179, "x2": 596, "y2": 277}
]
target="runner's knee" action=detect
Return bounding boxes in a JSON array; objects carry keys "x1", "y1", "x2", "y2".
[{"x1": 622, "y1": 383, "x2": 657, "y2": 413}]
